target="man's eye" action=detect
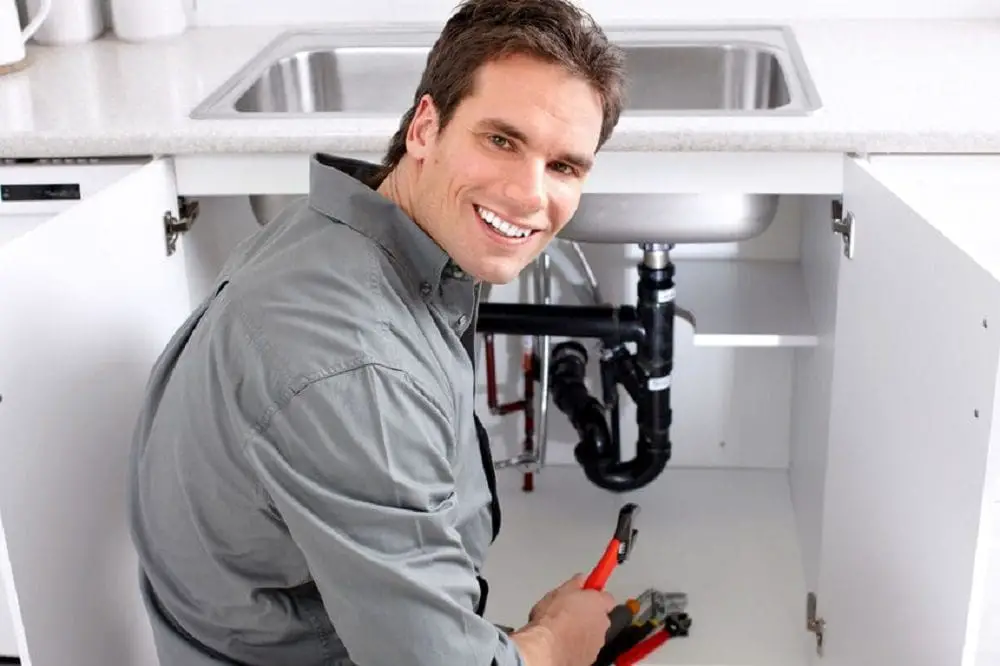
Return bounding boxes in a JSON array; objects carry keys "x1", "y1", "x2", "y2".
[
  {"x1": 551, "y1": 162, "x2": 575, "y2": 176},
  {"x1": 490, "y1": 135, "x2": 510, "y2": 149}
]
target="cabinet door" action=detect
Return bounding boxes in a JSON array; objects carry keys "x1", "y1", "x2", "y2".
[
  {"x1": 815, "y1": 156, "x2": 1000, "y2": 666},
  {"x1": 0, "y1": 158, "x2": 192, "y2": 666}
]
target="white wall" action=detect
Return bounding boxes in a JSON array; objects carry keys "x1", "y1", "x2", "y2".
[{"x1": 191, "y1": 0, "x2": 1000, "y2": 26}]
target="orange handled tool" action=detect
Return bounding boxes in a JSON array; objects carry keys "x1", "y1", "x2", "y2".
[
  {"x1": 615, "y1": 629, "x2": 669, "y2": 666},
  {"x1": 614, "y1": 612, "x2": 692, "y2": 666},
  {"x1": 585, "y1": 503, "x2": 640, "y2": 591}
]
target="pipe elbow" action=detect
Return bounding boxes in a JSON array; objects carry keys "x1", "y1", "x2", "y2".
[
  {"x1": 571, "y1": 404, "x2": 615, "y2": 465},
  {"x1": 579, "y1": 446, "x2": 670, "y2": 493},
  {"x1": 575, "y1": 427, "x2": 672, "y2": 492},
  {"x1": 549, "y1": 340, "x2": 673, "y2": 492}
]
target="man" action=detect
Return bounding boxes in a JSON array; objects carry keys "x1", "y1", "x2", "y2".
[{"x1": 127, "y1": 0, "x2": 627, "y2": 664}]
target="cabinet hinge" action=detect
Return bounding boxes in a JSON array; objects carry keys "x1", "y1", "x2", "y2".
[
  {"x1": 806, "y1": 591, "x2": 826, "y2": 656},
  {"x1": 164, "y1": 197, "x2": 200, "y2": 257},
  {"x1": 831, "y1": 199, "x2": 855, "y2": 259}
]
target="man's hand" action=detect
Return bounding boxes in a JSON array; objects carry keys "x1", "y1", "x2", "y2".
[
  {"x1": 527, "y1": 573, "x2": 586, "y2": 624},
  {"x1": 512, "y1": 574, "x2": 616, "y2": 666}
]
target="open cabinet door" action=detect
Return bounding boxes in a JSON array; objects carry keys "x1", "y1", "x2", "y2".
[
  {"x1": 815, "y1": 156, "x2": 1000, "y2": 666},
  {"x1": 0, "y1": 158, "x2": 193, "y2": 666}
]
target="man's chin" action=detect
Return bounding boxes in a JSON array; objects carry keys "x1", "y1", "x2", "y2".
[{"x1": 472, "y1": 262, "x2": 531, "y2": 286}]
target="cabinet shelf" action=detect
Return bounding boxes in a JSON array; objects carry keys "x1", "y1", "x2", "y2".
[
  {"x1": 488, "y1": 258, "x2": 816, "y2": 349},
  {"x1": 674, "y1": 260, "x2": 816, "y2": 348},
  {"x1": 481, "y1": 466, "x2": 807, "y2": 666}
]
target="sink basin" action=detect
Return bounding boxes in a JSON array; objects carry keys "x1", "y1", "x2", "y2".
[
  {"x1": 232, "y1": 46, "x2": 429, "y2": 114},
  {"x1": 193, "y1": 26, "x2": 819, "y2": 243},
  {"x1": 561, "y1": 193, "x2": 778, "y2": 244},
  {"x1": 229, "y1": 42, "x2": 795, "y2": 115},
  {"x1": 194, "y1": 26, "x2": 819, "y2": 118},
  {"x1": 247, "y1": 191, "x2": 779, "y2": 246}
]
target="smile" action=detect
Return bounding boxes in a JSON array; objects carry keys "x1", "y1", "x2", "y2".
[{"x1": 476, "y1": 205, "x2": 536, "y2": 239}]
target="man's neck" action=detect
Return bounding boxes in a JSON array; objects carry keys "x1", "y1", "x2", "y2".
[
  {"x1": 376, "y1": 158, "x2": 480, "y2": 286},
  {"x1": 376, "y1": 160, "x2": 418, "y2": 223}
]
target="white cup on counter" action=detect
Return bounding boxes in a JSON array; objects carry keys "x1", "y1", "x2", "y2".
[
  {"x1": 1, "y1": 0, "x2": 50, "y2": 71},
  {"x1": 26, "y1": 0, "x2": 105, "y2": 45},
  {"x1": 109, "y1": 0, "x2": 187, "y2": 42}
]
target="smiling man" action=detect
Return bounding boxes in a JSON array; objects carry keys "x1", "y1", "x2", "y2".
[
  {"x1": 127, "y1": 1, "x2": 627, "y2": 665},
  {"x1": 376, "y1": 47, "x2": 605, "y2": 285}
]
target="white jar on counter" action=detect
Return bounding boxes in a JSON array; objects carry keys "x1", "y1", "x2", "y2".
[
  {"x1": 27, "y1": 0, "x2": 104, "y2": 45},
  {"x1": 109, "y1": 0, "x2": 187, "y2": 42}
]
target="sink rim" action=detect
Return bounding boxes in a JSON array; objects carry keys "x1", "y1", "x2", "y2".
[{"x1": 190, "y1": 24, "x2": 822, "y2": 120}]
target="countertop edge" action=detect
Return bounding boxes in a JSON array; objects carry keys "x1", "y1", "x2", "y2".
[{"x1": 6, "y1": 130, "x2": 1000, "y2": 159}]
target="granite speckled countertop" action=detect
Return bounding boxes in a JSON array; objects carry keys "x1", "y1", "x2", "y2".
[{"x1": 1, "y1": 19, "x2": 1000, "y2": 158}]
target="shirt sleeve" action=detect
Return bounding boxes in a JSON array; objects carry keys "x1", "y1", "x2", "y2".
[{"x1": 244, "y1": 362, "x2": 526, "y2": 666}]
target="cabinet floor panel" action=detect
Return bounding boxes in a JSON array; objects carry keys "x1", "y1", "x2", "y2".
[{"x1": 481, "y1": 466, "x2": 809, "y2": 666}]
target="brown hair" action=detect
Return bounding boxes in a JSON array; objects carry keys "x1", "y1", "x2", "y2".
[{"x1": 379, "y1": 0, "x2": 626, "y2": 175}]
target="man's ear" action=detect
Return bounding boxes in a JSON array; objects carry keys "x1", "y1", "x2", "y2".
[{"x1": 405, "y1": 94, "x2": 440, "y2": 162}]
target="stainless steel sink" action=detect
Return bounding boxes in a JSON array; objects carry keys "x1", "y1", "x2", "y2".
[
  {"x1": 561, "y1": 193, "x2": 779, "y2": 245},
  {"x1": 192, "y1": 26, "x2": 820, "y2": 243},
  {"x1": 225, "y1": 41, "x2": 797, "y2": 115},
  {"x1": 194, "y1": 26, "x2": 819, "y2": 118}
]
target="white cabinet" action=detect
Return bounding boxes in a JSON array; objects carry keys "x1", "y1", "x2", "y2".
[
  {"x1": 811, "y1": 156, "x2": 1000, "y2": 666},
  {"x1": 0, "y1": 152, "x2": 997, "y2": 666},
  {"x1": 0, "y1": 158, "x2": 194, "y2": 666},
  {"x1": 481, "y1": 155, "x2": 1000, "y2": 666}
]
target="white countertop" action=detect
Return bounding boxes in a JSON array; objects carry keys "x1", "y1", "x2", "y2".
[{"x1": 1, "y1": 19, "x2": 1000, "y2": 158}]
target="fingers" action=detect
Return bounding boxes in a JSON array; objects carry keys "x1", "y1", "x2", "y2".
[
  {"x1": 567, "y1": 572, "x2": 616, "y2": 611},
  {"x1": 597, "y1": 590, "x2": 616, "y2": 612}
]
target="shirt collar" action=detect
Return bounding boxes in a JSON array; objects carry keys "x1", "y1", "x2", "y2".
[{"x1": 306, "y1": 153, "x2": 470, "y2": 293}]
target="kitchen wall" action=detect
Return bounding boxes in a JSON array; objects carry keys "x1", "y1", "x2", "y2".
[{"x1": 192, "y1": 0, "x2": 1000, "y2": 25}]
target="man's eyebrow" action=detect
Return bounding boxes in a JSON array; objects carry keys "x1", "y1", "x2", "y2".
[{"x1": 480, "y1": 117, "x2": 595, "y2": 172}]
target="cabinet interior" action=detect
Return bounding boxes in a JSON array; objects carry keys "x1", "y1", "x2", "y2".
[{"x1": 182, "y1": 191, "x2": 842, "y2": 665}]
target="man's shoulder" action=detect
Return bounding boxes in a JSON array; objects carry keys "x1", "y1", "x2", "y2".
[{"x1": 213, "y1": 206, "x2": 432, "y2": 393}]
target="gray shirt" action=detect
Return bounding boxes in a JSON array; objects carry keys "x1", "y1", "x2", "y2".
[{"x1": 127, "y1": 154, "x2": 521, "y2": 666}]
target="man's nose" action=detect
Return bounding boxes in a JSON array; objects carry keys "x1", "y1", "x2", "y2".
[{"x1": 504, "y1": 160, "x2": 546, "y2": 213}]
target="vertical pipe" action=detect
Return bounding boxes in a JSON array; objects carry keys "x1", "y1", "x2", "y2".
[
  {"x1": 484, "y1": 333, "x2": 526, "y2": 415},
  {"x1": 568, "y1": 241, "x2": 603, "y2": 304},
  {"x1": 485, "y1": 333, "x2": 499, "y2": 410},
  {"x1": 534, "y1": 252, "x2": 553, "y2": 475},
  {"x1": 521, "y1": 337, "x2": 535, "y2": 492},
  {"x1": 637, "y1": 244, "x2": 674, "y2": 466}
]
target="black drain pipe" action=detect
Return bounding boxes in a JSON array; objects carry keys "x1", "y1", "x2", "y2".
[
  {"x1": 474, "y1": 304, "x2": 644, "y2": 346},
  {"x1": 476, "y1": 244, "x2": 675, "y2": 493}
]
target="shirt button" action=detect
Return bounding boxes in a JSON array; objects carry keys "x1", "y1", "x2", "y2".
[
  {"x1": 420, "y1": 282, "x2": 432, "y2": 297},
  {"x1": 457, "y1": 314, "x2": 469, "y2": 329}
]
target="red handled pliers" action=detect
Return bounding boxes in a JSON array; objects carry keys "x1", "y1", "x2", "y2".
[
  {"x1": 583, "y1": 504, "x2": 695, "y2": 666},
  {"x1": 585, "y1": 503, "x2": 640, "y2": 591},
  {"x1": 614, "y1": 612, "x2": 692, "y2": 665}
]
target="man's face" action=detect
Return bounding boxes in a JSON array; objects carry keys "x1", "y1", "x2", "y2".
[{"x1": 404, "y1": 53, "x2": 604, "y2": 284}]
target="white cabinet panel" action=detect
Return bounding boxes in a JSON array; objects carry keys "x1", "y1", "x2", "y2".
[
  {"x1": 815, "y1": 156, "x2": 1000, "y2": 666},
  {"x1": 0, "y1": 158, "x2": 192, "y2": 666}
]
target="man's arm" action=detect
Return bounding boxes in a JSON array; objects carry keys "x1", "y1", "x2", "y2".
[{"x1": 244, "y1": 362, "x2": 526, "y2": 666}]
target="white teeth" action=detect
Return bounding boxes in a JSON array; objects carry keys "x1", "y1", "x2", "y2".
[{"x1": 477, "y1": 206, "x2": 533, "y2": 239}]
